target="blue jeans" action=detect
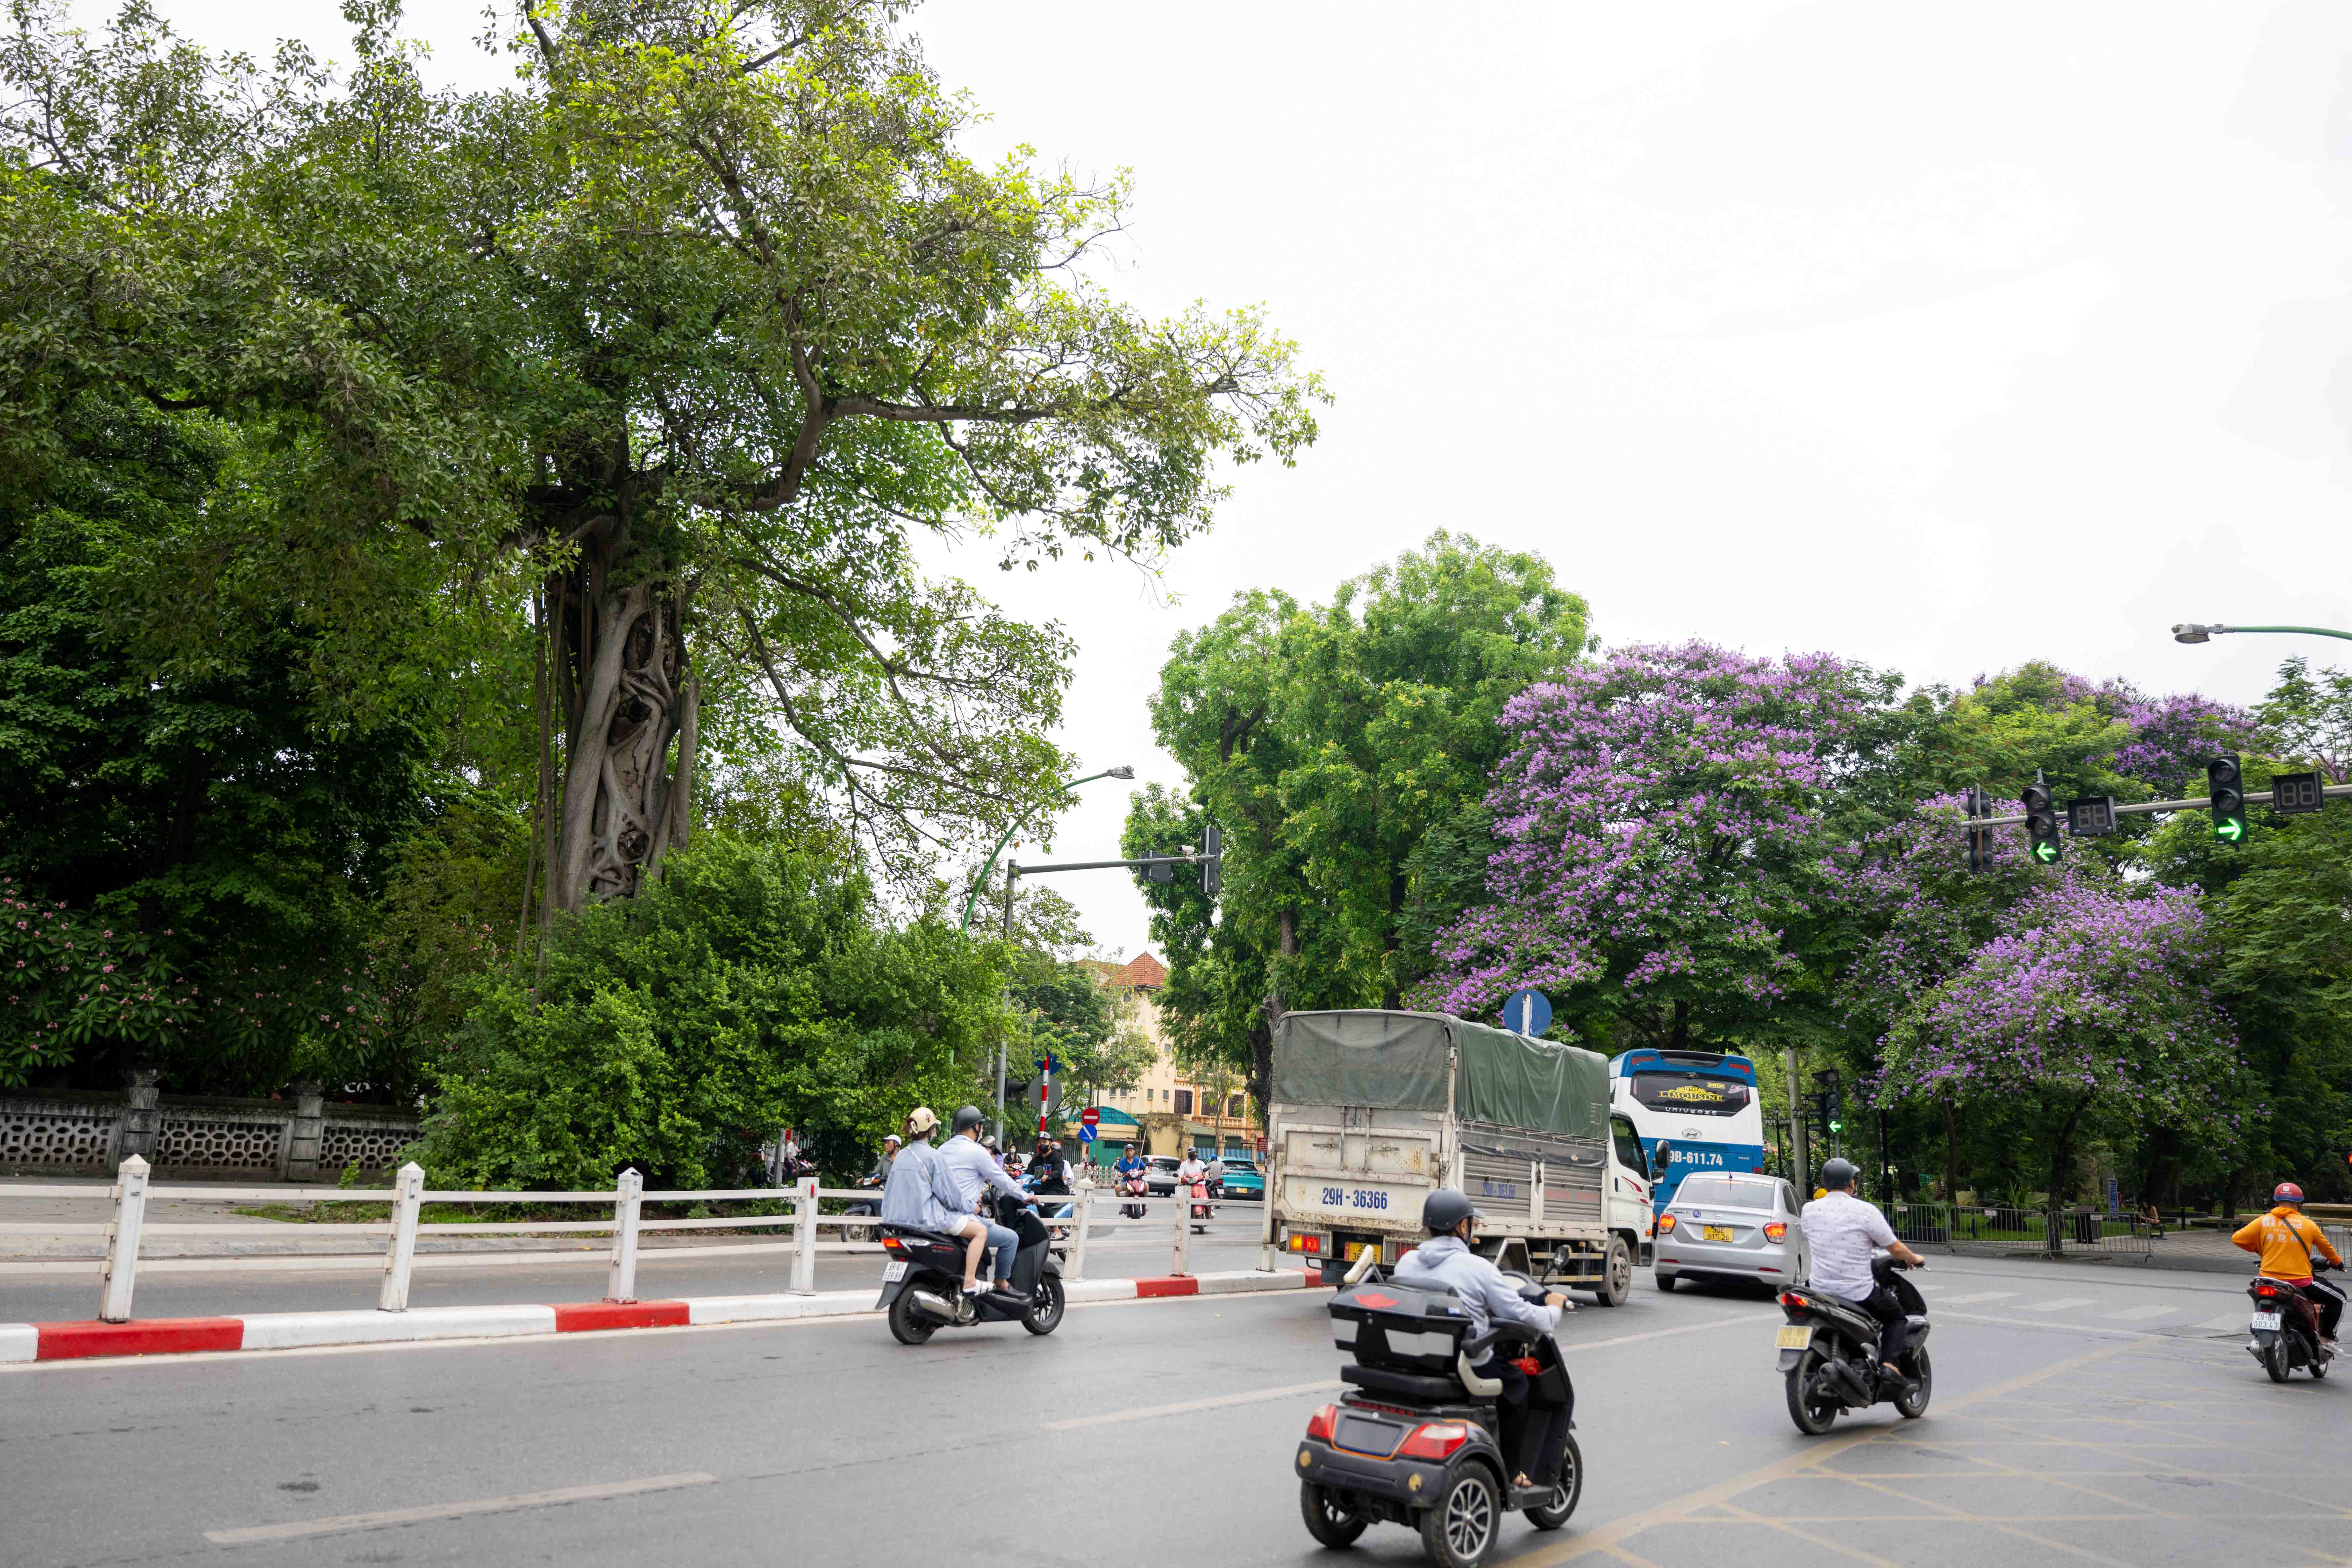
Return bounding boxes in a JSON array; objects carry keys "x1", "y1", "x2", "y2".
[{"x1": 984, "y1": 1221, "x2": 1020, "y2": 1284}]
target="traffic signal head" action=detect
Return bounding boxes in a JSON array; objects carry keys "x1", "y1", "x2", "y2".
[
  {"x1": 1200, "y1": 822, "x2": 1223, "y2": 900},
  {"x1": 1963, "y1": 787, "x2": 1992, "y2": 872},
  {"x1": 2207, "y1": 754, "x2": 2247, "y2": 843},
  {"x1": 2021, "y1": 781, "x2": 2062, "y2": 863}
]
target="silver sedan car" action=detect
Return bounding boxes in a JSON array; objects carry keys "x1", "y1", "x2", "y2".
[{"x1": 1651, "y1": 1173, "x2": 1807, "y2": 1292}]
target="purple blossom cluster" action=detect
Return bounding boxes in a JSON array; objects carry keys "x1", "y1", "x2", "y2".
[
  {"x1": 2033, "y1": 671, "x2": 2256, "y2": 798},
  {"x1": 1416, "y1": 642, "x2": 1872, "y2": 1017}
]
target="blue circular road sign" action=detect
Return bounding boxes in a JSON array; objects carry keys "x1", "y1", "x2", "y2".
[{"x1": 1500, "y1": 988, "x2": 1552, "y2": 1037}]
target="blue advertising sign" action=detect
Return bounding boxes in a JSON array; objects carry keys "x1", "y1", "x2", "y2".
[{"x1": 1499, "y1": 988, "x2": 1552, "y2": 1038}]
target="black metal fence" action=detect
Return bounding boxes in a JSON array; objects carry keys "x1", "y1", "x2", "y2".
[{"x1": 1889, "y1": 1202, "x2": 2152, "y2": 1259}]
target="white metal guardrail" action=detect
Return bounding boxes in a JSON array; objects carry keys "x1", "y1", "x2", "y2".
[{"x1": 2, "y1": 1157, "x2": 1262, "y2": 1320}]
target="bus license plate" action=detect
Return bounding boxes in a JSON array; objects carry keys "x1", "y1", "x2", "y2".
[
  {"x1": 1775, "y1": 1325, "x2": 1814, "y2": 1351},
  {"x1": 883, "y1": 1261, "x2": 908, "y2": 1283},
  {"x1": 2250, "y1": 1311, "x2": 2281, "y2": 1331},
  {"x1": 1703, "y1": 1224, "x2": 1734, "y2": 1242}
]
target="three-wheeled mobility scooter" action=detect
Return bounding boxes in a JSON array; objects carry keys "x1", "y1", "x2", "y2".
[{"x1": 1294, "y1": 1265, "x2": 1583, "y2": 1566}]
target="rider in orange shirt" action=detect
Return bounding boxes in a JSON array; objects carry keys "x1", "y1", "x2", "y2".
[{"x1": 2233, "y1": 1183, "x2": 2343, "y2": 1348}]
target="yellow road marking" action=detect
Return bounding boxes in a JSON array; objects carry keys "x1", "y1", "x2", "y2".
[{"x1": 1516, "y1": 1336, "x2": 2145, "y2": 1564}]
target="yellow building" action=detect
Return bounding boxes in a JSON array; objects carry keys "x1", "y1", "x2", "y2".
[{"x1": 1079, "y1": 953, "x2": 1263, "y2": 1166}]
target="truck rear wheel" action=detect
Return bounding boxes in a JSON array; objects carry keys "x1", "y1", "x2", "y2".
[{"x1": 1589, "y1": 1236, "x2": 1632, "y2": 1307}]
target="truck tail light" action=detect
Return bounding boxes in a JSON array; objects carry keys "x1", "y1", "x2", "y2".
[
  {"x1": 1399, "y1": 1422, "x2": 1471, "y2": 1460},
  {"x1": 1305, "y1": 1404, "x2": 1337, "y2": 1442},
  {"x1": 1764, "y1": 1222, "x2": 1787, "y2": 1242},
  {"x1": 1656, "y1": 1214, "x2": 1675, "y2": 1233}
]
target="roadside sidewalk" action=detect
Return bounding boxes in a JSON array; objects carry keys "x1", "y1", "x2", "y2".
[{"x1": 0, "y1": 1267, "x2": 1321, "y2": 1366}]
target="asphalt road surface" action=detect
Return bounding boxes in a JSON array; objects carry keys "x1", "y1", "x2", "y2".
[{"x1": 6, "y1": 1254, "x2": 2344, "y2": 1568}]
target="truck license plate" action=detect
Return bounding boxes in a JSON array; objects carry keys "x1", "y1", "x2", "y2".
[
  {"x1": 883, "y1": 1260, "x2": 908, "y2": 1283},
  {"x1": 2250, "y1": 1310, "x2": 2281, "y2": 1331},
  {"x1": 1775, "y1": 1325, "x2": 1814, "y2": 1351},
  {"x1": 1703, "y1": 1224, "x2": 1734, "y2": 1242}
]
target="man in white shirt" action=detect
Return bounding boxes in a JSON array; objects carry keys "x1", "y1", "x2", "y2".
[
  {"x1": 1799, "y1": 1157, "x2": 1926, "y2": 1379},
  {"x1": 938, "y1": 1106, "x2": 1030, "y2": 1301}
]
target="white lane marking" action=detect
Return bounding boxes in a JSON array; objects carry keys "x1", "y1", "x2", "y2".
[
  {"x1": 1939, "y1": 1292, "x2": 2019, "y2": 1304},
  {"x1": 1044, "y1": 1312, "x2": 1763, "y2": 1431},
  {"x1": 2195, "y1": 1312, "x2": 2255, "y2": 1331},
  {"x1": 203, "y1": 1473, "x2": 716, "y2": 1544},
  {"x1": 2014, "y1": 1297, "x2": 2098, "y2": 1313},
  {"x1": 1044, "y1": 1379, "x2": 1344, "y2": 1431},
  {"x1": 2100, "y1": 1304, "x2": 2179, "y2": 1322}
]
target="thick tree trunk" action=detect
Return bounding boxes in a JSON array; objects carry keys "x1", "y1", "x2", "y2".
[{"x1": 547, "y1": 541, "x2": 697, "y2": 913}]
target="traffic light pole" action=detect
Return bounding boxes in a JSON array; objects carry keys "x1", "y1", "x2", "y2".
[
  {"x1": 1784, "y1": 1047, "x2": 1809, "y2": 1196},
  {"x1": 1961, "y1": 781, "x2": 2352, "y2": 829}
]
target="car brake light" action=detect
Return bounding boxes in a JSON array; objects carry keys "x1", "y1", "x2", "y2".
[
  {"x1": 882, "y1": 1236, "x2": 902, "y2": 1253},
  {"x1": 1305, "y1": 1404, "x2": 1337, "y2": 1442},
  {"x1": 1656, "y1": 1214, "x2": 1676, "y2": 1233},
  {"x1": 1399, "y1": 1422, "x2": 1471, "y2": 1460},
  {"x1": 1764, "y1": 1222, "x2": 1787, "y2": 1242}
]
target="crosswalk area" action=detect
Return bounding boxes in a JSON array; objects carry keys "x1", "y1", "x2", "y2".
[{"x1": 1909, "y1": 1276, "x2": 2269, "y2": 1334}]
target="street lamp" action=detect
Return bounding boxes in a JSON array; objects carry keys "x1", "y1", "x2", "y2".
[
  {"x1": 959, "y1": 764, "x2": 1135, "y2": 935},
  {"x1": 2173, "y1": 622, "x2": 2352, "y2": 645}
]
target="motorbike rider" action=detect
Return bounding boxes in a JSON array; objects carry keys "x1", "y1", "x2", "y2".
[
  {"x1": 1798, "y1": 1157, "x2": 1927, "y2": 1383},
  {"x1": 878, "y1": 1107, "x2": 995, "y2": 1314},
  {"x1": 938, "y1": 1106, "x2": 1031, "y2": 1304},
  {"x1": 1392, "y1": 1188, "x2": 1573, "y2": 1494},
  {"x1": 2233, "y1": 1182, "x2": 2344, "y2": 1348},
  {"x1": 1114, "y1": 1147, "x2": 1148, "y2": 1183},
  {"x1": 866, "y1": 1134, "x2": 901, "y2": 1184}
]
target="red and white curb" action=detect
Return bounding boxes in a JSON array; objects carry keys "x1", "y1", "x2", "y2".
[{"x1": 0, "y1": 1269, "x2": 1320, "y2": 1364}]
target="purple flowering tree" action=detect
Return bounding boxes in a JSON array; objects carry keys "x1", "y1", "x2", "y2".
[
  {"x1": 1873, "y1": 877, "x2": 2239, "y2": 1209},
  {"x1": 1417, "y1": 642, "x2": 1883, "y2": 1050}
]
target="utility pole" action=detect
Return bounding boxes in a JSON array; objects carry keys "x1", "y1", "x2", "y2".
[{"x1": 1784, "y1": 1047, "x2": 1809, "y2": 1195}]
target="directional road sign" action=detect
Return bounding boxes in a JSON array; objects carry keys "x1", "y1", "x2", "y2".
[{"x1": 1500, "y1": 988, "x2": 1552, "y2": 1038}]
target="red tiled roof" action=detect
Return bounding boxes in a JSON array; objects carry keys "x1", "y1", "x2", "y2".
[{"x1": 1100, "y1": 952, "x2": 1167, "y2": 991}]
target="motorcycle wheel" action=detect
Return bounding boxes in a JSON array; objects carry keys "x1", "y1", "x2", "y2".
[
  {"x1": 2264, "y1": 1335, "x2": 2293, "y2": 1384},
  {"x1": 1894, "y1": 1348, "x2": 1932, "y2": 1418},
  {"x1": 886, "y1": 1288, "x2": 936, "y2": 1346},
  {"x1": 1299, "y1": 1481, "x2": 1370, "y2": 1548},
  {"x1": 1785, "y1": 1349, "x2": 1840, "y2": 1435},
  {"x1": 1419, "y1": 1464, "x2": 1501, "y2": 1568},
  {"x1": 1023, "y1": 1274, "x2": 1066, "y2": 1336},
  {"x1": 1523, "y1": 1433, "x2": 1583, "y2": 1530}
]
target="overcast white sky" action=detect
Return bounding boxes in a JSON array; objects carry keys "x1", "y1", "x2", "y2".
[{"x1": 99, "y1": 1, "x2": 2352, "y2": 957}]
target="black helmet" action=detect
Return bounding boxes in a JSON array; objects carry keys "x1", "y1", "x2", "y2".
[
  {"x1": 1820, "y1": 1157, "x2": 1858, "y2": 1191},
  {"x1": 1423, "y1": 1188, "x2": 1482, "y2": 1235},
  {"x1": 953, "y1": 1105, "x2": 986, "y2": 1136}
]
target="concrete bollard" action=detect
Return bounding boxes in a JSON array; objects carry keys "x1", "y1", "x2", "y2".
[
  {"x1": 605, "y1": 1168, "x2": 644, "y2": 1303},
  {"x1": 789, "y1": 1175, "x2": 818, "y2": 1295},
  {"x1": 378, "y1": 1162, "x2": 424, "y2": 1312},
  {"x1": 1069, "y1": 1180, "x2": 1093, "y2": 1283},
  {"x1": 98, "y1": 1154, "x2": 151, "y2": 1323}
]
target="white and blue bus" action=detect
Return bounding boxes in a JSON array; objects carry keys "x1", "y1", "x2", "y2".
[{"x1": 1608, "y1": 1048, "x2": 1766, "y2": 1211}]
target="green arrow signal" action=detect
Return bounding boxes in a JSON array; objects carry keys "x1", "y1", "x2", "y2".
[
  {"x1": 2216, "y1": 818, "x2": 2244, "y2": 842},
  {"x1": 2032, "y1": 841, "x2": 2059, "y2": 862}
]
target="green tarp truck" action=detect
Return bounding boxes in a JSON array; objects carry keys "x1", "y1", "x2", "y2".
[{"x1": 1262, "y1": 1010, "x2": 1657, "y2": 1304}]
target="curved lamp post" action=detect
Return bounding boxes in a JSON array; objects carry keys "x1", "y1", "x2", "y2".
[
  {"x1": 2173, "y1": 622, "x2": 2352, "y2": 644},
  {"x1": 959, "y1": 765, "x2": 1135, "y2": 935}
]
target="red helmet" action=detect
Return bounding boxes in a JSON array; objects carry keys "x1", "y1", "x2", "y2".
[{"x1": 2274, "y1": 1182, "x2": 2305, "y2": 1206}]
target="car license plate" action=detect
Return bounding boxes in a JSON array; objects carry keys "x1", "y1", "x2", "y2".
[
  {"x1": 1703, "y1": 1224, "x2": 1734, "y2": 1242},
  {"x1": 1775, "y1": 1325, "x2": 1814, "y2": 1351},
  {"x1": 2250, "y1": 1310, "x2": 2281, "y2": 1331},
  {"x1": 883, "y1": 1260, "x2": 908, "y2": 1283}
]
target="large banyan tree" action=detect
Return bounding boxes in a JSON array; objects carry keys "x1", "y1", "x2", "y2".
[{"x1": 0, "y1": 0, "x2": 1319, "y2": 914}]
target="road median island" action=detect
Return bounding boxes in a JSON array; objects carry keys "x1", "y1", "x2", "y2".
[{"x1": 0, "y1": 1268, "x2": 1324, "y2": 1364}]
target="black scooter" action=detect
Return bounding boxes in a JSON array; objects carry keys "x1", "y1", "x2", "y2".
[
  {"x1": 1296, "y1": 1264, "x2": 1582, "y2": 1568},
  {"x1": 2248, "y1": 1256, "x2": 2339, "y2": 1383},
  {"x1": 876, "y1": 1192, "x2": 1065, "y2": 1346},
  {"x1": 1774, "y1": 1249, "x2": 1932, "y2": 1433}
]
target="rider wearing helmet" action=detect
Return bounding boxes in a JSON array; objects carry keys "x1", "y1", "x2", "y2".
[
  {"x1": 938, "y1": 1105, "x2": 1030, "y2": 1304},
  {"x1": 2234, "y1": 1183, "x2": 2343, "y2": 1348},
  {"x1": 1798, "y1": 1158, "x2": 1928, "y2": 1383},
  {"x1": 878, "y1": 1107, "x2": 997, "y2": 1315},
  {"x1": 1392, "y1": 1189, "x2": 1573, "y2": 1495}
]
